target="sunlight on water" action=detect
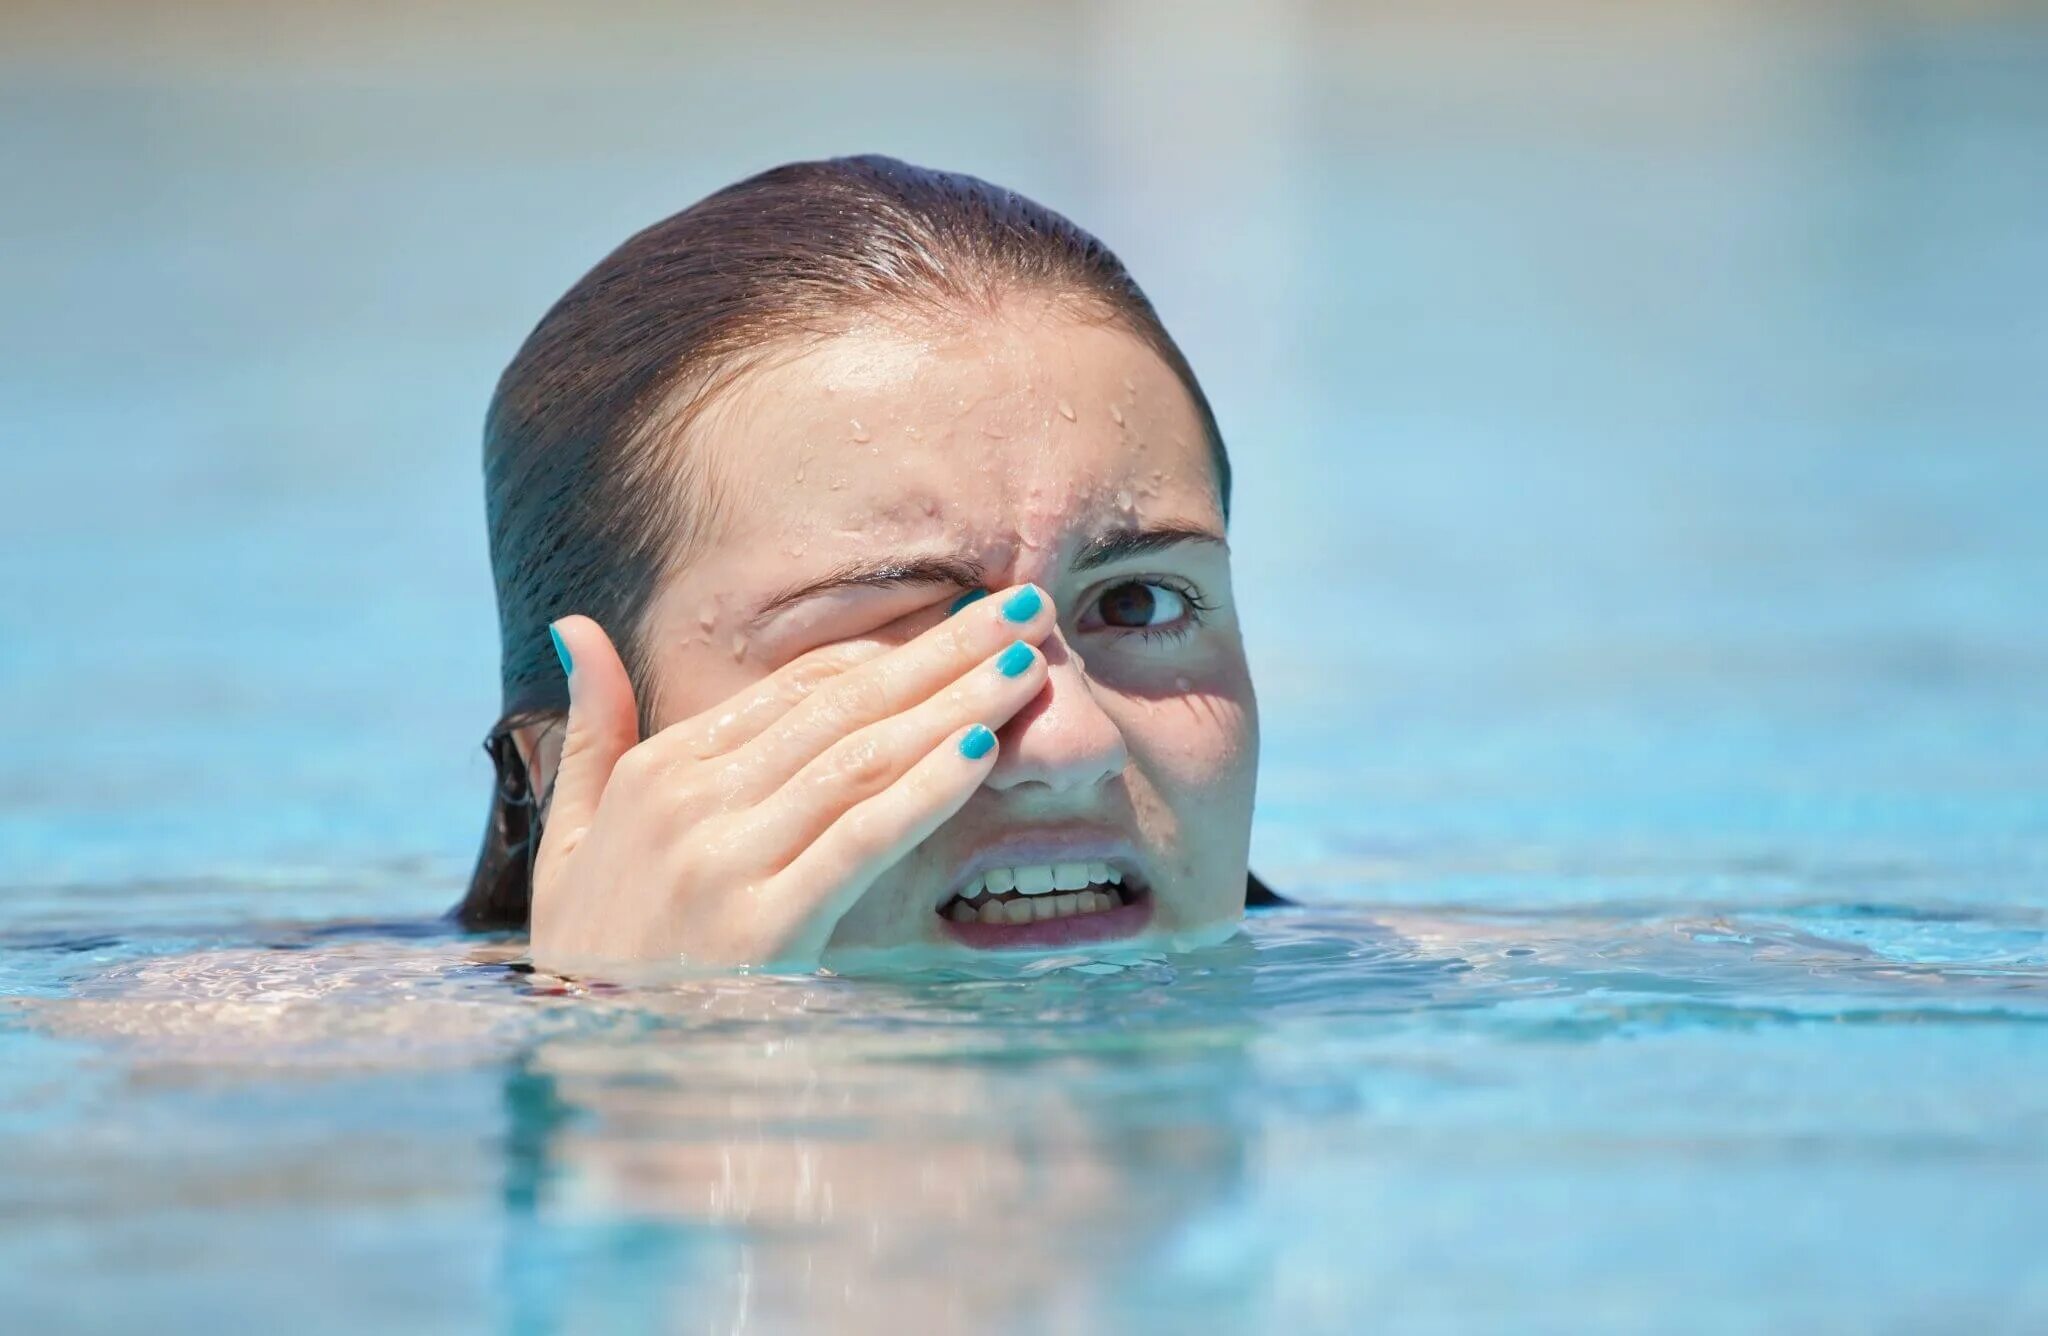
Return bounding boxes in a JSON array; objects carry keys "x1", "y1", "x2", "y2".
[{"x1": 5, "y1": 888, "x2": 2045, "y2": 1331}]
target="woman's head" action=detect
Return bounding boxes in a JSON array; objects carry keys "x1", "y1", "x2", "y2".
[{"x1": 466, "y1": 155, "x2": 1257, "y2": 959}]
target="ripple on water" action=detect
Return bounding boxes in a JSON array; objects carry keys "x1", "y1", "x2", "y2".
[
  {"x1": 3, "y1": 890, "x2": 2046, "y2": 1331},
  {"x1": 5, "y1": 894, "x2": 2043, "y2": 1065}
]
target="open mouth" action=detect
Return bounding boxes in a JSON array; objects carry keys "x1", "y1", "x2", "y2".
[{"x1": 935, "y1": 861, "x2": 1153, "y2": 949}]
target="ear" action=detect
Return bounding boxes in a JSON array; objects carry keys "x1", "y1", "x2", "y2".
[{"x1": 511, "y1": 716, "x2": 568, "y2": 812}]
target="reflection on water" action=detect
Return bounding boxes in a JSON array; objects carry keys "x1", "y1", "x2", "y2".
[{"x1": 6, "y1": 897, "x2": 2044, "y2": 1331}]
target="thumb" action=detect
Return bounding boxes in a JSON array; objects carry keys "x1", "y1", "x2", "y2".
[{"x1": 535, "y1": 614, "x2": 639, "y2": 875}]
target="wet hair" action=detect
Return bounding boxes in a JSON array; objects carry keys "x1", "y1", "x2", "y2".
[{"x1": 462, "y1": 154, "x2": 1232, "y2": 929}]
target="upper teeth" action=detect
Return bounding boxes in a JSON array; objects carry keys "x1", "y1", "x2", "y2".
[{"x1": 960, "y1": 861, "x2": 1123, "y2": 899}]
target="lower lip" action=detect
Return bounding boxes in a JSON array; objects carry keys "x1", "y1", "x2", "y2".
[{"x1": 937, "y1": 894, "x2": 1155, "y2": 951}]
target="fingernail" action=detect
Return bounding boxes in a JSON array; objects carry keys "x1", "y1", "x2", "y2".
[
  {"x1": 549, "y1": 624, "x2": 573, "y2": 677},
  {"x1": 958, "y1": 724, "x2": 996, "y2": 760},
  {"x1": 1001, "y1": 584, "x2": 1043, "y2": 622},
  {"x1": 948, "y1": 588, "x2": 990, "y2": 615},
  {"x1": 995, "y1": 640, "x2": 1035, "y2": 678}
]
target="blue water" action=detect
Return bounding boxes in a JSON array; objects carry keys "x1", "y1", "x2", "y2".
[{"x1": 5, "y1": 3, "x2": 2048, "y2": 1330}]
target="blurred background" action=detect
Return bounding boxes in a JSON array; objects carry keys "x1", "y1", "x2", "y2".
[{"x1": 4, "y1": 0, "x2": 2045, "y2": 910}]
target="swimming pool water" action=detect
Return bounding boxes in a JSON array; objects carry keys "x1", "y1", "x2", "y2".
[
  {"x1": 4, "y1": 883, "x2": 2045, "y2": 1332},
  {"x1": 5, "y1": 2, "x2": 2048, "y2": 1330}
]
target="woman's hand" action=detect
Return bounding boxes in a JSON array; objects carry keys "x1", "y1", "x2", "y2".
[{"x1": 528, "y1": 585, "x2": 1056, "y2": 969}]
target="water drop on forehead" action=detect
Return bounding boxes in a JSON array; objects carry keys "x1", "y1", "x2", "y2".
[
  {"x1": 1109, "y1": 403, "x2": 1124, "y2": 426},
  {"x1": 1057, "y1": 400, "x2": 1076, "y2": 422},
  {"x1": 849, "y1": 418, "x2": 871, "y2": 443}
]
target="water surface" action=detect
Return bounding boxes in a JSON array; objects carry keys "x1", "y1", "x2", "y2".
[{"x1": 5, "y1": 879, "x2": 2045, "y2": 1332}]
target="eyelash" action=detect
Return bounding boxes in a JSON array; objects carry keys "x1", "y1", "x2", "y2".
[{"x1": 1092, "y1": 576, "x2": 1214, "y2": 644}]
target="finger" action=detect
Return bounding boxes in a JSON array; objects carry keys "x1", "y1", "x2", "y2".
[
  {"x1": 532, "y1": 615, "x2": 640, "y2": 884},
  {"x1": 761, "y1": 722, "x2": 1001, "y2": 962},
  {"x1": 727, "y1": 582, "x2": 1054, "y2": 797},
  {"x1": 649, "y1": 638, "x2": 888, "y2": 764},
  {"x1": 748, "y1": 637, "x2": 1047, "y2": 856},
  {"x1": 646, "y1": 583, "x2": 1043, "y2": 768}
]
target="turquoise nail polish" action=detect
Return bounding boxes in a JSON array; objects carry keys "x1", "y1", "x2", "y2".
[
  {"x1": 959, "y1": 724, "x2": 996, "y2": 760},
  {"x1": 549, "y1": 624, "x2": 572, "y2": 677},
  {"x1": 995, "y1": 640, "x2": 1035, "y2": 677},
  {"x1": 948, "y1": 588, "x2": 990, "y2": 615},
  {"x1": 1001, "y1": 585, "x2": 1043, "y2": 622}
]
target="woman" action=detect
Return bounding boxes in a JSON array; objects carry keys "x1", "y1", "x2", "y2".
[{"x1": 463, "y1": 155, "x2": 1275, "y2": 969}]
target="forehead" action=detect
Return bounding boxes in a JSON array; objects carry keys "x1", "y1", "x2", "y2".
[{"x1": 690, "y1": 300, "x2": 1221, "y2": 572}]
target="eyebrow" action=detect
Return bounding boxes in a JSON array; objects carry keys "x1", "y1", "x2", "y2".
[
  {"x1": 745, "y1": 522, "x2": 1226, "y2": 628},
  {"x1": 1072, "y1": 520, "x2": 1226, "y2": 572}
]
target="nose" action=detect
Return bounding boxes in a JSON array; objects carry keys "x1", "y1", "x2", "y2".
[{"x1": 985, "y1": 627, "x2": 1129, "y2": 794}]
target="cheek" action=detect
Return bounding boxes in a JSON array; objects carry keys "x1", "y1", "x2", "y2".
[
  {"x1": 639, "y1": 586, "x2": 765, "y2": 727},
  {"x1": 1119, "y1": 662, "x2": 1260, "y2": 812},
  {"x1": 1116, "y1": 668, "x2": 1258, "y2": 927},
  {"x1": 644, "y1": 640, "x2": 756, "y2": 729}
]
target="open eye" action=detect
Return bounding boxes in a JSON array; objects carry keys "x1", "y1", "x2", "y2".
[
  {"x1": 1093, "y1": 579, "x2": 1207, "y2": 637},
  {"x1": 1097, "y1": 580, "x2": 1184, "y2": 629}
]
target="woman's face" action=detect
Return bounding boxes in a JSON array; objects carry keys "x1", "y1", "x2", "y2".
[{"x1": 637, "y1": 295, "x2": 1258, "y2": 963}]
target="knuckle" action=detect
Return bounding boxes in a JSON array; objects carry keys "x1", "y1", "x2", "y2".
[
  {"x1": 683, "y1": 728, "x2": 725, "y2": 763},
  {"x1": 784, "y1": 653, "x2": 847, "y2": 699},
  {"x1": 829, "y1": 735, "x2": 893, "y2": 789},
  {"x1": 556, "y1": 719, "x2": 598, "y2": 760},
  {"x1": 784, "y1": 641, "x2": 873, "y2": 698},
  {"x1": 607, "y1": 744, "x2": 656, "y2": 790},
  {"x1": 708, "y1": 759, "x2": 751, "y2": 807},
  {"x1": 824, "y1": 670, "x2": 893, "y2": 728},
  {"x1": 935, "y1": 622, "x2": 976, "y2": 662}
]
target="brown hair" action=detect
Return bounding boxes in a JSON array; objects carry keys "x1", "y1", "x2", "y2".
[{"x1": 460, "y1": 155, "x2": 1232, "y2": 929}]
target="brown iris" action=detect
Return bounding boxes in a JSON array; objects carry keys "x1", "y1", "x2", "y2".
[{"x1": 1098, "y1": 580, "x2": 1163, "y2": 628}]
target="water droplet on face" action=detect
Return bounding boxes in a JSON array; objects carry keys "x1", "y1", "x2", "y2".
[
  {"x1": 849, "y1": 419, "x2": 871, "y2": 443},
  {"x1": 828, "y1": 476, "x2": 846, "y2": 491},
  {"x1": 730, "y1": 633, "x2": 748, "y2": 663},
  {"x1": 1174, "y1": 675, "x2": 1192, "y2": 692},
  {"x1": 1056, "y1": 400, "x2": 1077, "y2": 422},
  {"x1": 1115, "y1": 489, "x2": 1135, "y2": 511},
  {"x1": 697, "y1": 604, "x2": 717, "y2": 632},
  {"x1": 1122, "y1": 375, "x2": 1136, "y2": 394},
  {"x1": 1109, "y1": 403, "x2": 1124, "y2": 426}
]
